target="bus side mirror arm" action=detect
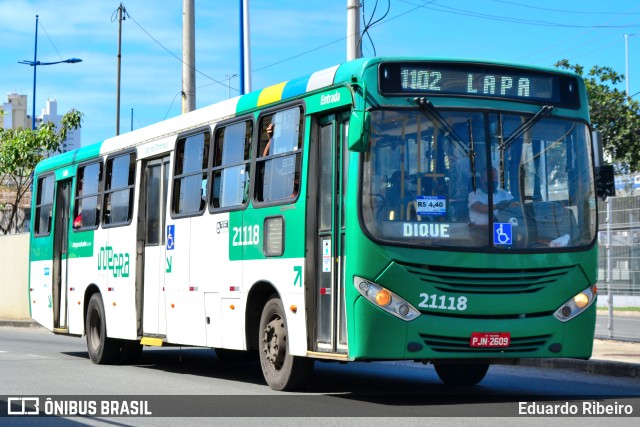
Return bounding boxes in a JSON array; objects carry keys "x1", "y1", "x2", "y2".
[
  {"x1": 347, "y1": 80, "x2": 370, "y2": 152},
  {"x1": 348, "y1": 110, "x2": 370, "y2": 152}
]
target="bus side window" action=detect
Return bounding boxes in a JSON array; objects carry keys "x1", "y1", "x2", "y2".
[
  {"x1": 172, "y1": 131, "x2": 210, "y2": 216},
  {"x1": 74, "y1": 161, "x2": 102, "y2": 231},
  {"x1": 255, "y1": 107, "x2": 303, "y2": 204},
  {"x1": 211, "y1": 120, "x2": 252, "y2": 210},
  {"x1": 103, "y1": 153, "x2": 136, "y2": 226},
  {"x1": 34, "y1": 174, "x2": 55, "y2": 236}
]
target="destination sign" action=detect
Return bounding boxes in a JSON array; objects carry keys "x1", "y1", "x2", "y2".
[{"x1": 379, "y1": 62, "x2": 580, "y2": 108}]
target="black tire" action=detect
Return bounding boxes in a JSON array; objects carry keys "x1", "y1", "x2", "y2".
[
  {"x1": 258, "y1": 296, "x2": 313, "y2": 391},
  {"x1": 85, "y1": 293, "x2": 120, "y2": 364},
  {"x1": 434, "y1": 362, "x2": 490, "y2": 386}
]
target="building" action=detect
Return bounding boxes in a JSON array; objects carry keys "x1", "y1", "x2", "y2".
[
  {"x1": 1, "y1": 93, "x2": 31, "y2": 129},
  {"x1": 1, "y1": 95, "x2": 80, "y2": 233},
  {"x1": 1, "y1": 94, "x2": 81, "y2": 153},
  {"x1": 38, "y1": 99, "x2": 81, "y2": 153}
]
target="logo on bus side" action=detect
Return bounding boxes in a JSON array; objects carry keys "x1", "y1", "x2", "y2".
[
  {"x1": 97, "y1": 245, "x2": 130, "y2": 278},
  {"x1": 320, "y1": 91, "x2": 341, "y2": 105}
]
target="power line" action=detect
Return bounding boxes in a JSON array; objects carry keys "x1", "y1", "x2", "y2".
[
  {"x1": 492, "y1": 0, "x2": 640, "y2": 15},
  {"x1": 556, "y1": 39, "x2": 623, "y2": 63},
  {"x1": 133, "y1": 0, "x2": 640, "y2": 119},
  {"x1": 359, "y1": 0, "x2": 391, "y2": 57},
  {"x1": 517, "y1": 4, "x2": 640, "y2": 63},
  {"x1": 38, "y1": 20, "x2": 64, "y2": 61},
  {"x1": 406, "y1": 0, "x2": 640, "y2": 28},
  {"x1": 254, "y1": 0, "x2": 436, "y2": 73},
  {"x1": 124, "y1": 1, "x2": 433, "y2": 93},
  {"x1": 122, "y1": 6, "x2": 232, "y2": 93}
]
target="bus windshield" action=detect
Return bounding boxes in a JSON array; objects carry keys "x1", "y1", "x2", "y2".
[{"x1": 361, "y1": 108, "x2": 596, "y2": 250}]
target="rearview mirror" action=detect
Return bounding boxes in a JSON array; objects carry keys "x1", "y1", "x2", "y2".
[{"x1": 595, "y1": 165, "x2": 615, "y2": 199}]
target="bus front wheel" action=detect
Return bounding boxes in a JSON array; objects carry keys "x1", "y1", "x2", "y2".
[
  {"x1": 434, "y1": 362, "x2": 490, "y2": 386},
  {"x1": 85, "y1": 293, "x2": 120, "y2": 364},
  {"x1": 258, "y1": 296, "x2": 313, "y2": 391}
]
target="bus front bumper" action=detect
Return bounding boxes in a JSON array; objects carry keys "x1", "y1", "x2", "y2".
[{"x1": 349, "y1": 296, "x2": 596, "y2": 361}]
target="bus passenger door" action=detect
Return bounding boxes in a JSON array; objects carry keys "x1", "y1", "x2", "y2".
[
  {"x1": 309, "y1": 113, "x2": 349, "y2": 354},
  {"x1": 52, "y1": 179, "x2": 72, "y2": 332},
  {"x1": 138, "y1": 156, "x2": 170, "y2": 337}
]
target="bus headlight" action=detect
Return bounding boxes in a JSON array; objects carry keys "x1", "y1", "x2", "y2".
[
  {"x1": 354, "y1": 276, "x2": 420, "y2": 321},
  {"x1": 553, "y1": 285, "x2": 597, "y2": 322}
]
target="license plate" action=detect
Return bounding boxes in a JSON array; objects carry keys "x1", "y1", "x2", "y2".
[{"x1": 470, "y1": 332, "x2": 511, "y2": 348}]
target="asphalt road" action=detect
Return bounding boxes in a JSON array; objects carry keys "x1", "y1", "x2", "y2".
[
  {"x1": 0, "y1": 326, "x2": 639, "y2": 424},
  {"x1": 596, "y1": 313, "x2": 640, "y2": 341}
]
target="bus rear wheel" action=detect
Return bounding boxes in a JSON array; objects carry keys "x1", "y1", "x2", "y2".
[
  {"x1": 258, "y1": 296, "x2": 313, "y2": 391},
  {"x1": 434, "y1": 362, "x2": 489, "y2": 386},
  {"x1": 85, "y1": 293, "x2": 120, "y2": 364}
]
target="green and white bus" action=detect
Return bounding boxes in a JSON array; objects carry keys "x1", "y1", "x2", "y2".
[{"x1": 29, "y1": 57, "x2": 608, "y2": 390}]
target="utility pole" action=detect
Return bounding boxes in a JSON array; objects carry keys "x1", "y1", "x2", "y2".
[
  {"x1": 347, "y1": 0, "x2": 361, "y2": 61},
  {"x1": 625, "y1": 34, "x2": 635, "y2": 100},
  {"x1": 239, "y1": 0, "x2": 252, "y2": 94},
  {"x1": 116, "y1": 3, "x2": 125, "y2": 135},
  {"x1": 182, "y1": 0, "x2": 196, "y2": 113}
]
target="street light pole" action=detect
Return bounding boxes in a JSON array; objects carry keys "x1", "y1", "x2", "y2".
[
  {"x1": 31, "y1": 15, "x2": 38, "y2": 130},
  {"x1": 18, "y1": 15, "x2": 82, "y2": 130}
]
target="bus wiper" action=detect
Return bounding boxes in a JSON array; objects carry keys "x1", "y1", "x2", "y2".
[
  {"x1": 499, "y1": 105, "x2": 554, "y2": 152},
  {"x1": 412, "y1": 97, "x2": 477, "y2": 190},
  {"x1": 468, "y1": 117, "x2": 477, "y2": 191},
  {"x1": 412, "y1": 96, "x2": 470, "y2": 157}
]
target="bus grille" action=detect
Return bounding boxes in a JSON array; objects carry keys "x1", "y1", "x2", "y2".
[
  {"x1": 396, "y1": 261, "x2": 573, "y2": 295},
  {"x1": 419, "y1": 333, "x2": 551, "y2": 354}
]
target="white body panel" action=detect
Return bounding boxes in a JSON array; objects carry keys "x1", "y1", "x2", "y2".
[{"x1": 29, "y1": 260, "x2": 54, "y2": 331}]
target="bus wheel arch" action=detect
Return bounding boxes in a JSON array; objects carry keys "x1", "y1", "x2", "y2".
[
  {"x1": 245, "y1": 281, "x2": 278, "y2": 351},
  {"x1": 82, "y1": 284, "x2": 101, "y2": 329}
]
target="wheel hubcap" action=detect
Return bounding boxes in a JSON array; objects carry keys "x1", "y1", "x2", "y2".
[{"x1": 262, "y1": 315, "x2": 286, "y2": 370}]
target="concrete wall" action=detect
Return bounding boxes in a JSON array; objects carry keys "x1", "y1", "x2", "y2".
[
  {"x1": 597, "y1": 295, "x2": 640, "y2": 307},
  {"x1": 0, "y1": 233, "x2": 30, "y2": 319}
]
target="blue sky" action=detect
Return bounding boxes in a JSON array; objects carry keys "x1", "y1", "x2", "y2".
[{"x1": 2, "y1": 0, "x2": 640, "y2": 146}]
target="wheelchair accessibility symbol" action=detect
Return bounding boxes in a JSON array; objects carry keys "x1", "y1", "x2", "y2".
[
  {"x1": 493, "y1": 223, "x2": 512, "y2": 245},
  {"x1": 167, "y1": 225, "x2": 175, "y2": 250}
]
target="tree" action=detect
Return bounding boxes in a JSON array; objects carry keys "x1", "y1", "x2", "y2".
[
  {"x1": 0, "y1": 110, "x2": 82, "y2": 234},
  {"x1": 555, "y1": 60, "x2": 640, "y2": 172}
]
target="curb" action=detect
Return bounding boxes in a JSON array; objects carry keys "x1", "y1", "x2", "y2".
[
  {"x1": 0, "y1": 319, "x2": 41, "y2": 328},
  {"x1": 514, "y1": 358, "x2": 640, "y2": 379}
]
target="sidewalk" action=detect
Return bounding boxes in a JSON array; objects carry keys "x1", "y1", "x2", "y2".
[
  {"x1": 516, "y1": 338, "x2": 640, "y2": 378},
  {"x1": 1, "y1": 319, "x2": 639, "y2": 378}
]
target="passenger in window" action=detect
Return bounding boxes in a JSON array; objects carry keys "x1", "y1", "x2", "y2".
[
  {"x1": 263, "y1": 123, "x2": 274, "y2": 156},
  {"x1": 74, "y1": 181, "x2": 83, "y2": 229},
  {"x1": 468, "y1": 167, "x2": 515, "y2": 225},
  {"x1": 73, "y1": 210, "x2": 82, "y2": 229}
]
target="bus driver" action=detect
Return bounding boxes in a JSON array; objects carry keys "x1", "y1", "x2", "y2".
[{"x1": 468, "y1": 167, "x2": 515, "y2": 225}]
